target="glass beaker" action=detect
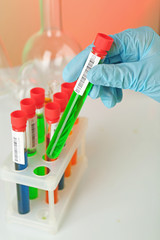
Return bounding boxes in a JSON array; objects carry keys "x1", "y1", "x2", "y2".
[{"x1": 17, "y1": 0, "x2": 81, "y2": 101}]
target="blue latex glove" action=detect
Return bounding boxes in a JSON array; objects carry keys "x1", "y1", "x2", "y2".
[{"x1": 63, "y1": 27, "x2": 160, "y2": 108}]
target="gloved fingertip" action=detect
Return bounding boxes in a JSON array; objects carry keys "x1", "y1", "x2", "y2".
[
  {"x1": 89, "y1": 85, "x2": 100, "y2": 99},
  {"x1": 87, "y1": 66, "x2": 98, "y2": 84},
  {"x1": 103, "y1": 100, "x2": 116, "y2": 108},
  {"x1": 101, "y1": 95, "x2": 117, "y2": 108},
  {"x1": 63, "y1": 66, "x2": 74, "y2": 83}
]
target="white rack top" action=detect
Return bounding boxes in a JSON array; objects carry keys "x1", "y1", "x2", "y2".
[{"x1": 1, "y1": 118, "x2": 88, "y2": 190}]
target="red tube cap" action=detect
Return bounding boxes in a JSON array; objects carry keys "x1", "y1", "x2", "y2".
[
  {"x1": 45, "y1": 102, "x2": 61, "y2": 123},
  {"x1": 93, "y1": 33, "x2": 113, "y2": 56},
  {"x1": 20, "y1": 98, "x2": 36, "y2": 119},
  {"x1": 61, "y1": 82, "x2": 76, "y2": 99},
  {"x1": 30, "y1": 87, "x2": 45, "y2": 109},
  {"x1": 11, "y1": 110, "x2": 27, "y2": 132},
  {"x1": 53, "y1": 92, "x2": 68, "y2": 113}
]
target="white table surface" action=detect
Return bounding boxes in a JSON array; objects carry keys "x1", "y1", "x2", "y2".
[{"x1": 0, "y1": 90, "x2": 160, "y2": 240}]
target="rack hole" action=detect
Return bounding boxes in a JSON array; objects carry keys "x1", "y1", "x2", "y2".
[
  {"x1": 42, "y1": 154, "x2": 58, "y2": 162},
  {"x1": 38, "y1": 208, "x2": 49, "y2": 220},
  {"x1": 34, "y1": 166, "x2": 50, "y2": 176}
]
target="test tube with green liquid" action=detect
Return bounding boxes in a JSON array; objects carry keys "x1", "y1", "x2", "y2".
[
  {"x1": 47, "y1": 33, "x2": 113, "y2": 159},
  {"x1": 20, "y1": 98, "x2": 38, "y2": 199},
  {"x1": 30, "y1": 87, "x2": 45, "y2": 144},
  {"x1": 30, "y1": 87, "x2": 45, "y2": 178}
]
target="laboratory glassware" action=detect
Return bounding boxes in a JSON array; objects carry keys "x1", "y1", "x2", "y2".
[
  {"x1": 17, "y1": 0, "x2": 81, "y2": 101},
  {"x1": 30, "y1": 87, "x2": 45, "y2": 144},
  {"x1": 20, "y1": 98, "x2": 38, "y2": 199},
  {"x1": 11, "y1": 110, "x2": 30, "y2": 214},
  {"x1": 53, "y1": 91, "x2": 68, "y2": 189},
  {"x1": 47, "y1": 33, "x2": 114, "y2": 159},
  {"x1": 45, "y1": 102, "x2": 61, "y2": 204}
]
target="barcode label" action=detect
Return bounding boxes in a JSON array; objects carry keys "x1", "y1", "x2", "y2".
[
  {"x1": 50, "y1": 122, "x2": 59, "y2": 140},
  {"x1": 12, "y1": 131, "x2": 25, "y2": 165},
  {"x1": 27, "y1": 116, "x2": 38, "y2": 149},
  {"x1": 74, "y1": 52, "x2": 101, "y2": 96}
]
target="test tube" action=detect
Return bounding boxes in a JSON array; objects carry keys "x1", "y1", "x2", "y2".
[
  {"x1": 45, "y1": 102, "x2": 61, "y2": 204},
  {"x1": 47, "y1": 33, "x2": 113, "y2": 159},
  {"x1": 20, "y1": 98, "x2": 38, "y2": 156},
  {"x1": 61, "y1": 82, "x2": 78, "y2": 165},
  {"x1": 20, "y1": 98, "x2": 38, "y2": 199},
  {"x1": 61, "y1": 81, "x2": 78, "y2": 125},
  {"x1": 11, "y1": 110, "x2": 30, "y2": 214},
  {"x1": 30, "y1": 87, "x2": 45, "y2": 144},
  {"x1": 53, "y1": 92, "x2": 69, "y2": 189},
  {"x1": 45, "y1": 92, "x2": 52, "y2": 104}
]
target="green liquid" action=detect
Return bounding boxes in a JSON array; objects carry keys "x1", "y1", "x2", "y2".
[
  {"x1": 47, "y1": 83, "x2": 93, "y2": 159},
  {"x1": 28, "y1": 114, "x2": 45, "y2": 199},
  {"x1": 37, "y1": 113, "x2": 45, "y2": 144},
  {"x1": 29, "y1": 187, "x2": 38, "y2": 199},
  {"x1": 27, "y1": 148, "x2": 37, "y2": 157},
  {"x1": 29, "y1": 165, "x2": 38, "y2": 199}
]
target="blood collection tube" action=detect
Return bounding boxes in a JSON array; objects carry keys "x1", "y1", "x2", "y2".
[
  {"x1": 53, "y1": 92, "x2": 68, "y2": 189},
  {"x1": 61, "y1": 82, "x2": 78, "y2": 165},
  {"x1": 53, "y1": 92, "x2": 68, "y2": 117},
  {"x1": 11, "y1": 110, "x2": 30, "y2": 214},
  {"x1": 20, "y1": 98, "x2": 38, "y2": 199},
  {"x1": 30, "y1": 87, "x2": 45, "y2": 144},
  {"x1": 20, "y1": 98, "x2": 38, "y2": 156},
  {"x1": 61, "y1": 82, "x2": 79, "y2": 124},
  {"x1": 45, "y1": 102, "x2": 61, "y2": 204},
  {"x1": 47, "y1": 33, "x2": 113, "y2": 159},
  {"x1": 61, "y1": 82, "x2": 76, "y2": 98}
]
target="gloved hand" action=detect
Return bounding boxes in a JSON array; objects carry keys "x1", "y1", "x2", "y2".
[{"x1": 63, "y1": 27, "x2": 160, "y2": 108}]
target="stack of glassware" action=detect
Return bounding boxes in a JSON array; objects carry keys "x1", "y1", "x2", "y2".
[{"x1": 16, "y1": 0, "x2": 80, "y2": 102}]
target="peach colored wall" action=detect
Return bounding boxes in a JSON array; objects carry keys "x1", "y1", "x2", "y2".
[{"x1": 0, "y1": 0, "x2": 159, "y2": 66}]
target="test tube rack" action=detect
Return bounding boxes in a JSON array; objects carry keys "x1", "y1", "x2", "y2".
[{"x1": 0, "y1": 117, "x2": 88, "y2": 234}]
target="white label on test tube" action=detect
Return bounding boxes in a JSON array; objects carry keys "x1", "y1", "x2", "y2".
[
  {"x1": 50, "y1": 122, "x2": 59, "y2": 140},
  {"x1": 12, "y1": 131, "x2": 25, "y2": 165},
  {"x1": 26, "y1": 116, "x2": 38, "y2": 149},
  {"x1": 74, "y1": 52, "x2": 101, "y2": 96}
]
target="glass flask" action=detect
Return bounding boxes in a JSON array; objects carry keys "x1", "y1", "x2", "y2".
[
  {"x1": 17, "y1": 0, "x2": 81, "y2": 101},
  {"x1": 0, "y1": 38, "x2": 16, "y2": 96}
]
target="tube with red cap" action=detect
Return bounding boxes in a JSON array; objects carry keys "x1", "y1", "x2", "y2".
[
  {"x1": 45, "y1": 102, "x2": 61, "y2": 204},
  {"x1": 61, "y1": 82, "x2": 78, "y2": 165},
  {"x1": 30, "y1": 87, "x2": 45, "y2": 144},
  {"x1": 47, "y1": 33, "x2": 114, "y2": 159},
  {"x1": 10, "y1": 110, "x2": 30, "y2": 214},
  {"x1": 61, "y1": 82, "x2": 76, "y2": 99},
  {"x1": 20, "y1": 98, "x2": 38, "y2": 200},
  {"x1": 20, "y1": 98, "x2": 38, "y2": 156},
  {"x1": 53, "y1": 92, "x2": 68, "y2": 189},
  {"x1": 53, "y1": 92, "x2": 68, "y2": 117}
]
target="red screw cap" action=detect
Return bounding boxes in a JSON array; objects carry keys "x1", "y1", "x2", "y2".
[
  {"x1": 61, "y1": 82, "x2": 76, "y2": 99},
  {"x1": 53, "y1": 92, "x2": 68, "y2": 113},
  {"x1": 30, "y1": 87, "x2": 45, "y2": 109},
  {"x1": 11, "y1": 110, "x2": 27, "y2": 132},
  {"x1": 45, "y1": 102, "x2": 61, "y2": 123},
  {"x1": 93, "y1": 33, "x2": 114, "y2": 56},
  {"x1": 20, "y1": 98, "x2": 36, "y2": 119}
]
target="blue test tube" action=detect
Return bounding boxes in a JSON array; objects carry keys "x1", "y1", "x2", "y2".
[{"x1": 11, "y1": 110, "x2": 30, "y2": 214}]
